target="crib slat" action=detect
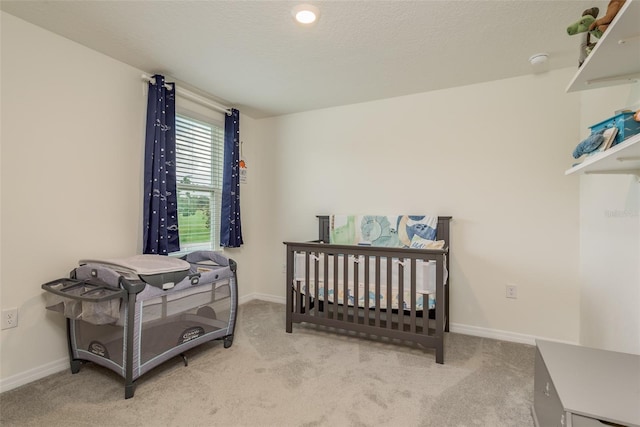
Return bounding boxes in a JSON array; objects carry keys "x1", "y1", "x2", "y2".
[
  {"x1": 333, "y1": 253, "x2": 338, "y2": 319},
  {"x1": 322, "y1": 252, "x2": 329, "y2": 318},
  {"x1": 398, "y1": 259, "x2": 404, "y2": 328},
  {"x1": 295, "y1": 251, "x2": 303, "y2": 316},
  {"x1": 304, "y1": 252, "x2": 311, "y2": 317},
  {"x1": 313, "y1": 252, "x2": 320, "y2": 317},
  {"x1": 343, "y1": 253, "x2": 349, "y2": 321},
  {"x1": 353, "y1": 255, "x2": 359, "y2": 325},
  {"x1": 374, "y1": 256, "x2": 381, "y2": 328},
  {"x1": 410, "y1": 258, "x2": 416, "y2": 334},
  {"x1": 363, "y1": 255, "x2": 370, "y2": 320},
  {"x1": 386, "y1": 257, "x2": 392, "y2": 329}
]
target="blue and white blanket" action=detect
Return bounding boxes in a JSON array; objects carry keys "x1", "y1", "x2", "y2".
[{"x1": 330, "y1": 215, "x2": 438, "y2": 248}]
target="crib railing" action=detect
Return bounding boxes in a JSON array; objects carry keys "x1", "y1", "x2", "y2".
[{"x1": 284, "y1": 241, "x2": 449, "y2": 363}]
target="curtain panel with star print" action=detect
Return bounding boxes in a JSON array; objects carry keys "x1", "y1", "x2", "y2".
[
  {"x1": 220, "y1": 108, "x2": 243, "y2": 248},
  {"x1": 143, "y1": 74, "x2": 180, "y2": 254}
]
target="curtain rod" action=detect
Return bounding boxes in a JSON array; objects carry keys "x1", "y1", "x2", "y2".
[{"x1": 141, "y1": 73, "x2": 232, "y2": 115}]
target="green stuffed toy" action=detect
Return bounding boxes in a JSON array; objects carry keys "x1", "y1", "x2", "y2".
[
  {"x1": 567, "y1": 14, "x2": 603, "y2": 39},
  {"x1": 567, "y1": 7, "x2": 601, "y2": 67}
]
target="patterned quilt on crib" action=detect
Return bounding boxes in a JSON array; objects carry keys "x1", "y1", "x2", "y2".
[{"x1": 330, "y1": 215, "x2": 438, "y2": 248}]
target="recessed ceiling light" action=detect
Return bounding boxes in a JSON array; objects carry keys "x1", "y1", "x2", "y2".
[{"x1": 292, "y1": 4, "x2": 319, "y2": 25}]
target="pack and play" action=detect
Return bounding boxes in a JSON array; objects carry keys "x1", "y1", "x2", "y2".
[{"x1": 41, "y1": 251, "x2": 237, "y2": 399}]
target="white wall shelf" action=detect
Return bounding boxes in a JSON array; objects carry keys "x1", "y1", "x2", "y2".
[
  {"x1": 566, "y1": 0, "x2": 640, "y2": 93},
  {"x1": 565, "y1": 133, "x2": 640, "y2": 176},
  {"x1": 565, "y1": 1, "x2": 640, "y2": 177}
]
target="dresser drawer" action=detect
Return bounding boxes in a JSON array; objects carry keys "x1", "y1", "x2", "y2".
[{"x1": 533, "y1": 347, "x2": 567, "y2": 427}]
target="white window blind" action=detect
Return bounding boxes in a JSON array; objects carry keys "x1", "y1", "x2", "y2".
[{"x1": 175, "y1": 114, "x2": 224, "y2": 252}]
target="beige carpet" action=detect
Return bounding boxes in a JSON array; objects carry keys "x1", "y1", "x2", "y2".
[{"x1": 1, "y1": 300, "x2": 535, "y2": 426}]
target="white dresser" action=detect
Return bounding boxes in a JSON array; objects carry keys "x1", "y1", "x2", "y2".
[{"x1": 532, "y1": 340, "x2": 640, "y2": 427}]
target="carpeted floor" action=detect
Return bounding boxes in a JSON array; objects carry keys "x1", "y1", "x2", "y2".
[{"x1": 0, "y1": 300, "x2": 535, "y2": 426}]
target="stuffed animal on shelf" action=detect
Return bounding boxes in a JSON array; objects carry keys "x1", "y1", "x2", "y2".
[
  {"x1": 589, "y1": 0, "x2": 626, "y2": 35},
  {"x1": 573, "y1": 129, "x2": 606, "y2": 159},
  {"x1": 566, "y1": 7, "x2": 601, "y2": 67},
  {"x1": 567, "y1": 12, "x2": 601, "y2": 38}
]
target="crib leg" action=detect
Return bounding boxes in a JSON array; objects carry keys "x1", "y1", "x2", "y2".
[
  {"x1": 286, "y1": 288, "x2": 293, "y2": 333},
  {"x1": 445, "y1": 286, "x2": 450, "y2": 332},
  {"x1": 435, "y1": 340, "x2": 444, "y2": 364}
]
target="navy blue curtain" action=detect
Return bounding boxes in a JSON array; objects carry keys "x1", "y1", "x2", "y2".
[
  {"x1": 220, "y1": 108, "x2": 243, "y2": 247},
  {"x1": 143, "y1": 74, "x2": 180, "y2": 254}
]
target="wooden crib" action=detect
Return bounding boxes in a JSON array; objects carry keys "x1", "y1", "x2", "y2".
[{"x1": 284, "y1": 216, "x2": 451, "y2": 363}]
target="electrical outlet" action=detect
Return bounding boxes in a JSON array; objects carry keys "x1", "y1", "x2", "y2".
[
  {"x1": 506, "y1": 285, "x2": 518, "y2": 299},
  {"x1": 1, "y1": 308, "x2": 18, "y2": 330}
]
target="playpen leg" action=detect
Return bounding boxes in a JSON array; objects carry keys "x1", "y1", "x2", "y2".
[
  {"x1": 66, "y1": 319, "x2": 82, "y2": 374},
  {"x1": 124, "y1": 381, "x2": 136, "y2": 399},
  {"x1": 69, "y1": 359, "x2": 82, "y2": 374},
  {"x1": 223, "y1": 335, "x2": 234, "y2": 348}
]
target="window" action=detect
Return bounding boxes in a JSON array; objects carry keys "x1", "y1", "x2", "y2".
[{"x1": 175, "y1": 114, "x2": 224, "y2": 252}]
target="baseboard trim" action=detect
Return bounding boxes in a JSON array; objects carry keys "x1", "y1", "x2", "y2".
[
  {"x1": 244, "y1": 293, "x2": 578, "y2": 347},
  {"x1": 0, "y1": 294, "x2": 281, "y2": 394},
  {"x1": 1, "y1": 293, "x2": 573, "y2": 394},
  {"x1": 449, "y1": 323, "x2": 537, "y2": 346},
  {"x1": 244, "y1": 293, "x2": 286, "y2": 305},
  {"x1": 0, "y1": 357, "x2": 68, "y2": 394}
]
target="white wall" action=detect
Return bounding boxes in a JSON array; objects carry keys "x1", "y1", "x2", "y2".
[
  {"x1": 0, "y1": 12, "x2": 267, "y2": 389},
  {"x1": 263, "y1": 68, "x2": 583, "y2": 344},
  {"x1": 578, "y1": 83, "x2": 640, "y2": 354},
  {"x1": 1, "y1": 11, "x2": 146, "y2": 385}
]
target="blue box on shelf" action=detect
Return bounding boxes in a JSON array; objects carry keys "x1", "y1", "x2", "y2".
[{"x1": 589, "y1": 112, "x2": 640, "y2": 147}]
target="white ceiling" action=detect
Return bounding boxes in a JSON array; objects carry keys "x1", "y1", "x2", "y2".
[{"x1": 1, "y1": 0, "x2": 609, "y2": 118}]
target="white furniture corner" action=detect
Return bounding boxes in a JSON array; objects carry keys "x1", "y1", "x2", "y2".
[
  {"x1": 565, "y1": 0, "x2": 640, "y2": 178},
  {"x1": 532, "y1": 340, "x2": 640, "y2": 427}
]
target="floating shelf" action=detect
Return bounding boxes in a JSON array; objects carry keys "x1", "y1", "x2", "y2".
[
  {"x1": 566, "y1": 0, "x2": 640, "y2": 93},
  {"x1": 565, "y1": 133, "x2": 640, "y2": 176}
]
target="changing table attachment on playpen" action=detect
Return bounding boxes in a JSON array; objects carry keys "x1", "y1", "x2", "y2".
[{"x1": 41, "y1": 251, "x2": 238, "y2": 399}]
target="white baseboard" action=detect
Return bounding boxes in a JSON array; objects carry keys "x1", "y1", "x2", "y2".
[
  {"x1": 0, "y1": 294, "x2": 279, "y2": 394},
  {"x1": 242, "y1": 293, "x2": 285, "y2": 305},
  {"x1": 0, "y1": 357, "x2": 68, "y2": 394},
  {"x1": 0, "y1": 293, "x2": 571, "y2": 394},
  {"x1": 243, "y1": 293, "x2": 578, "y2": 347},
  {"x1": 449, "y1": 323, "x2": 537, "y2": 346}
]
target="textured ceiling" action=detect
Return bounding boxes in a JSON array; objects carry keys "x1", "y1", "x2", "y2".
[{"x1": 1, "y1": 0, "x2": 610, "y2": 118}]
